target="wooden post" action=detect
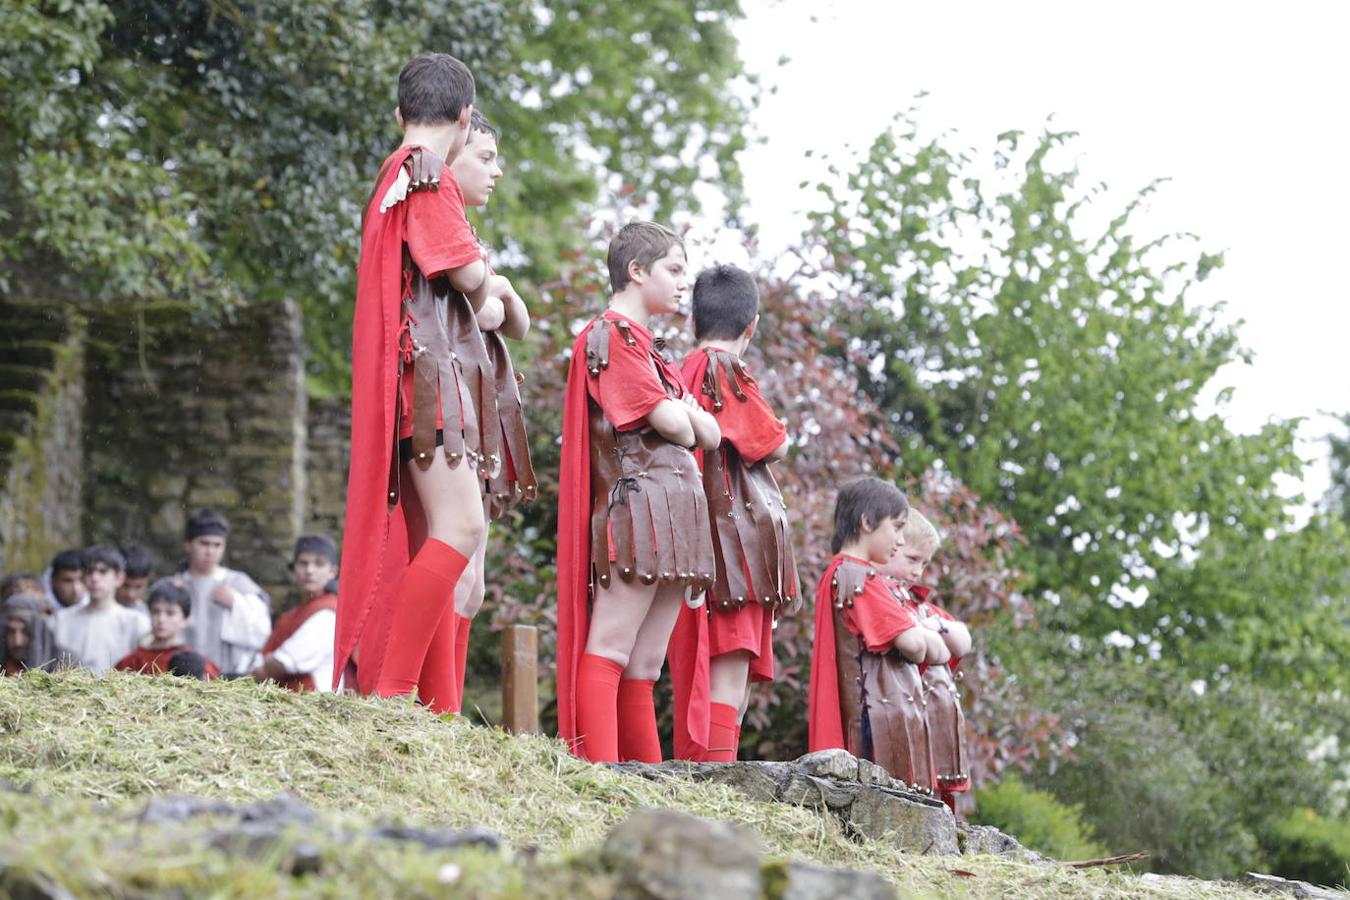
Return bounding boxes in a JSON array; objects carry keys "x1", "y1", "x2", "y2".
[{"x1": 501, "y1": 624, "x2": 539, "y2": 735}]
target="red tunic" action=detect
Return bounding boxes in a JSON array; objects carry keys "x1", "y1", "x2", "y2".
[
  {"x1": 114, "y1": 645, "x2": 221, "y2": 679},
  {"x1": 334, "y1": 147, "x2": 478, "y2": 692},
  {"x1": 262, "y1": 593, "x2": 339, "y2": 692},
  {"x1": 556, "y1": 311, "x2": 702, "y2": 753}
]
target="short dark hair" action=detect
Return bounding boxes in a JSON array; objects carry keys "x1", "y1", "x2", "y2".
[
  {"x1": 168, "y1": 651, "x2": 208, "y2": 680},
  {"x1": 397, "y1": 53, "x2": 475, "y2": 126},
  {"x1": 831, "y1": 477, "x2": 909, "y2": 554},
  {"x1": 82, "y1": 545, "x2": 127, "y2": 573},
  {"x1": 292, "y1": 534, "x2": 339, "y2": 567},
  {"x1": 607, "y1": 222, "x2": 684, "y2": 293},
  {"x1": 0, "y1": 572, "x2": 42, "y2": 601},
  {"x1": 147, "y1": 577, "x2": 192, "y2": 618},
  {"x1": 185, "y1": 509, "x2": 229, "y2": 540},
  {"x1": 120, "y1": 544, "x2": 153, "y2": 579},
  {"x1": 692, "y1": 264, "x2": 759, "y2": 341},
  {"x1": 468, "y1": 110, "x2": 499, "y2": 144},
  {"x1": 50, "y1": 548, "x2": 84, "y2": 574}
]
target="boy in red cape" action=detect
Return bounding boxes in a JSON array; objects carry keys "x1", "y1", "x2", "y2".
[
  {"x1": 881, "y1": 509, "x2": 973, "y2": 813},
  {"x1": 115, "y1": 577, "x2": 221, "y2": 679},
  {"x1": 253, "y1": 535, "x2": 340, "y2": 692},
  {"x1": 556, "y1": 221, "x2": 721, "y2": 762},
  {"x1": 441, "y1": 111, "x2": 536, "y2": 714},
  {"x1": 668, "y1": 264, "x2": 798, "y2": 762},
  {"x1": 807, "y1": 477, "x2": 948, "y2": 796},
  {"x1": 334, "y1": 53, "x2": 520, "y2": 710}
]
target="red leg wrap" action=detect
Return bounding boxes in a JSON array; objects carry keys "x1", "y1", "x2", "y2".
[{"x1": 575, "y1": 654, "x2": 624, "y2": 762}]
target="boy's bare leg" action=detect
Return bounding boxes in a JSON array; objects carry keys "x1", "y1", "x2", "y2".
[
  {"x1": 707, "y1": 648, "x2": 751, "y2": 761},
  {"x1": 584, "y1": 579, "x2": 660, "y2": 668},
  {"x1": 453, "y1": 531, "x2": 488, "y2": 618},
  {"x1": 374, "y1": 446, "x2": 484, "y2": 700},
  {"x1": 617, "y1": 583, "x2": 684, "y2": 762},
  {"x1": 625, "y1": 584, "x2": 687, "y2": 680}
]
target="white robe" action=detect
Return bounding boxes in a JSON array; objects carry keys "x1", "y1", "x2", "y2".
[{"x1": 182, "y1": 568, "x2": 272, "y2": 675}]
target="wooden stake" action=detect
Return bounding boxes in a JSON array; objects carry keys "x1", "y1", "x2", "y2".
[{"x1": 501, "y1": 624, "x2": 539, "y2": 735}]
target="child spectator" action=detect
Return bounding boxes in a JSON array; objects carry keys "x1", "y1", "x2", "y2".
[
  {"x1": 115, "y1": 577, "x2": 220, "y2": 678},
  {"x1": 45, "y1": 548, "x2": 87, "y2": 609},
  {"x1": 669, "y1": 263, "x2": 799, "y2": 762},
  {"x1": 117, "y1": 544, "x2": 155, "y2": 620},
  {"x1": 175, "y1": 510, "x2": 271, "y2": 675},
  {"x1": 1, "y1": 572, "x2": 45, "y2": 604},
  {"x1": 53, "y1": 545, "x2": 145, "y2": 673},
  {"x1": 880, "y1": 509, "x2": 972, "y2": 811},
  {"x1": 807, "y1": 477, "x2": 944, "y2": 796},
  {"x1": 2, "y1": 593, "x2": 69, "y2": 674},
  {"x1": 556, "y1": 221, "x2": 720, "y2": 762},
  {"x1": 252, "y1": 535, "x2": 338, "y2": 692}
]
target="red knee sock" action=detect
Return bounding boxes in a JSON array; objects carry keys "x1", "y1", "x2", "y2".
[
  {"x1": 415, "y1": 600, "x2": 458, "y2": 713},
  {"x1": 706, "y1": 703, "x2": 740, "y2": 762},
  {"x1": 575, "y1": 654, "x2": 624, "y2": 762},
  {"x1": 450, "y1": 613, "x2": 472, "y2": 714},
  {"x1": 617, "y1": 678, "x2": 662, "y2": 763},
  {"x1": 375, "y1": 538, "x2": 468, "y2": 700},
  {"x1": 734, "y1": 724, "x2": 742, "y2": 759}
]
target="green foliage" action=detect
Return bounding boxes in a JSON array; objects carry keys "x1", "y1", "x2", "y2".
[
  {"x1": 0, "y1": 0, "x2": 752, "y2": 392},
  {"x1": 808, "y1": 112, "x2": 1304, "y2": 650},
  {"x1": 1326, "y1": 413, "x2": 1350, "y2": 526},
  {"x1": 1265, "y1": 808, "x2": 1350, "y2": 889},
  {"x1": 972, "y1": 774, "x2": 1106, "y2": 861}
]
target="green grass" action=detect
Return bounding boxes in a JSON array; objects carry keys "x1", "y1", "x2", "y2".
[{"x1": 0, "y1": 671, "x2": 1287, "y2": 898}]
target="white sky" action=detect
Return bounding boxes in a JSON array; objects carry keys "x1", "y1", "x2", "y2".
[{"x1": 725, "y1": 0, "x2": 1349, "y2": 510}]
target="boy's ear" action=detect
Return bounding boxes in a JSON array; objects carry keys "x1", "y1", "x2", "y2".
[
  {"x1": 859, "y1": 513, "x2": 874, "y2": 534},
  {"x1": 458, "y1": 104, "x2": 474, "y2": 130},
  {"x1": 394, "y1": 106, "x2": 405, "y2": 131},
  {"x1": 743, "y1": 313, "x2": 760, "y2": 343},
  {"x1": 627, "y1": 258, "x2": 646, "y2": 285}
]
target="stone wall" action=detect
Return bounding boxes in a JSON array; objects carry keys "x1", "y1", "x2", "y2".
[
  {"x1": 81, "y1": 301, "x2": 308, "y2": 605},
  {"x1": 303, "y1": 395, "x2": 349, "y2": 545},
  {"x1": 0, "y1": 300, "x2": 86, "y2": 573}
]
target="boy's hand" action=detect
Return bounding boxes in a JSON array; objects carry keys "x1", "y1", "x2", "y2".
[
  {"x1": 476, "y1": 296, "x2": 506, "y2": 331},
  {"x1": 211, "y1": 582, "x2": 237, "y2": 609}
]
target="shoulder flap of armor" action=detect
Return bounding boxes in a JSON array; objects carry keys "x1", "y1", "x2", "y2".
[
  {"x1": 830, "y1": 557, "x2": 875, "y2": 609},
  {"x1": 405, "y1": 147, "x2": 444, "y2": 193},
  {"x1": 585, "y1": 317, "x2": 613, "y2": 375}
]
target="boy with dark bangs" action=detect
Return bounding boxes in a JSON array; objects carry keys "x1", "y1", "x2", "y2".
[
  {"x1": 54, "y1": 545, "x2": 145, "y2": 673},
  {"x1": 556, "y1": 221, "x2": 721, "y2": 762},
  {"x1": 252, "y1": 535, "x2": 339, "y2": 692},
  {"x1": 336, "y1": 53, "x2": 522, "y2": 711},
  {"x1": 115, "y1": 577, "x2": 221, "y2": 678},
  {"x1": 807, "y1": 478, "x2": 947, "y2": 797},
  {"x1": 668, "y1": 263, "x2": 798, "y2": 762}
]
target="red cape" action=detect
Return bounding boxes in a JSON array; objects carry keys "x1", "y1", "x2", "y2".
[
  {"x1": 807, "y1": 554, "x2": 849, "y2": 752},
  {"x1": 555, "y1": 318, "x2": 598, "y2": 749},
  {"x1": 666, "y1": 350, "x2": 714, "y2": 759},
  {"x1": 333, "y1": 149, "x2": 414, "y2": 690}
]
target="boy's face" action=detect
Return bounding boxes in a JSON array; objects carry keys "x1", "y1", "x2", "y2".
[
  {"x1": 291, "y1": 552, "x2": 338, "y2": 599},
  {"x1": 861, "y1": 513, "x2": 908, "y2": 565},
  {"x1": 83, "y1": 563, "x2": 125, "y2": 602},
  {"x1": 149, "y1": 600, "x2": 187, "y2": 644},
  {"x1": 881, "y1": 545, "x2": 932, "y2": 586},
  {"x1": 51, "y1": 568, "x2": 85, "y2": 607},
  {"x1": 635, "y1": 245, "x2": 689, "y2": 316},
  {"x1": 451, "y1": 131, "x2": 502, "y2": 207},
  {"x1": 184, "y1": 536, "x2": 226, "y2": 573},
  {"x1": 5, "y1": 618, "x2": 29, "y2": 657},
  {"x1": 118, "y1": 576, "x2": 149, "y2": 607}
]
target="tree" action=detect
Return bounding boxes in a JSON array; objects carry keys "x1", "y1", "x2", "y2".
[{"x1": 0, "y1": 0, "x2": 752, "y2": 391}]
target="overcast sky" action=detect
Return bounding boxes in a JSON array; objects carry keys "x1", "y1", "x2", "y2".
[{"x1": 723, "y1": 0, "x2": 1348, "y2": 511}]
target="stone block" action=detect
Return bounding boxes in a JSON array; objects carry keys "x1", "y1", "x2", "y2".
[
  {"x1": 793, "y1": 748, "x2": 859, "y2": 782},
  {"x1": 779, "y1": 772, "x2": 859, "y2": 811},
  {"x1": 602, "y1": 807, "x2": 762, "y2": 900},
  {"x1": 846, "y1": 786, "x2": 958, "y2": 855},
  {"x1": 775, "y1": 860, "x2": 896, "y2": 900}
]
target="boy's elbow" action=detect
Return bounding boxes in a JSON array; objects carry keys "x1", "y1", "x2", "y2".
[
  {"x1": 447, "y1": 259, "x2": 486, "y2": 294},
  {"x1": 768, "y1": 437, "x2": 790, "y2": 462},
  {"x1": 894, "y1": 629, "x2": 928, "y2": 663}
]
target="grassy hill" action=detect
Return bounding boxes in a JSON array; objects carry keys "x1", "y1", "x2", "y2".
[{"x1": 0, "y1": 671, "x2": 1277, "y2": 898}]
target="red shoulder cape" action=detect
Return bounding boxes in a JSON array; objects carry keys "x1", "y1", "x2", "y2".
[
  {"x1": 807, "y1": 554, "x2": 849, "y2": 752},
  {"x1": 333, "y1": 149, "x2": 414, "y2": 690},
  {"x1": 555, "y1": 317, "x2": 598, "y2": 748},
  {"x1": 666, "y1": 349, "x2": 713, "y2": 760}
]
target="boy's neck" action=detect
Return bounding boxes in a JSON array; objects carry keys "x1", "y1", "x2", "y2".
[
  {"x1": 148, "y1": 636, "x2": 184, "y2": 650},
  {"x1": 698, "y1": 337, "x2": 744, "y2": 357},
  {"x1": 608, "y1": 290, "x2": 650, "y2": 329},
  {"x1": 836, "y1": 540, "x2": 877, "y2": 564},
  {"x1": 86, "y1": 592, "x2": 116, "y2": 611},
  {"x1": 401, "y1": 124, "x2": 459, "y2": 164},
  {"x1": 189, "y1": 564, "x2": 224, "y2": 579}
]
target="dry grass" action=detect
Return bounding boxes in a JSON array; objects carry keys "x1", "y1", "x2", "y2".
[{"x1": 0, "y1": 671, "x2": 1286, "y2": 898}]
